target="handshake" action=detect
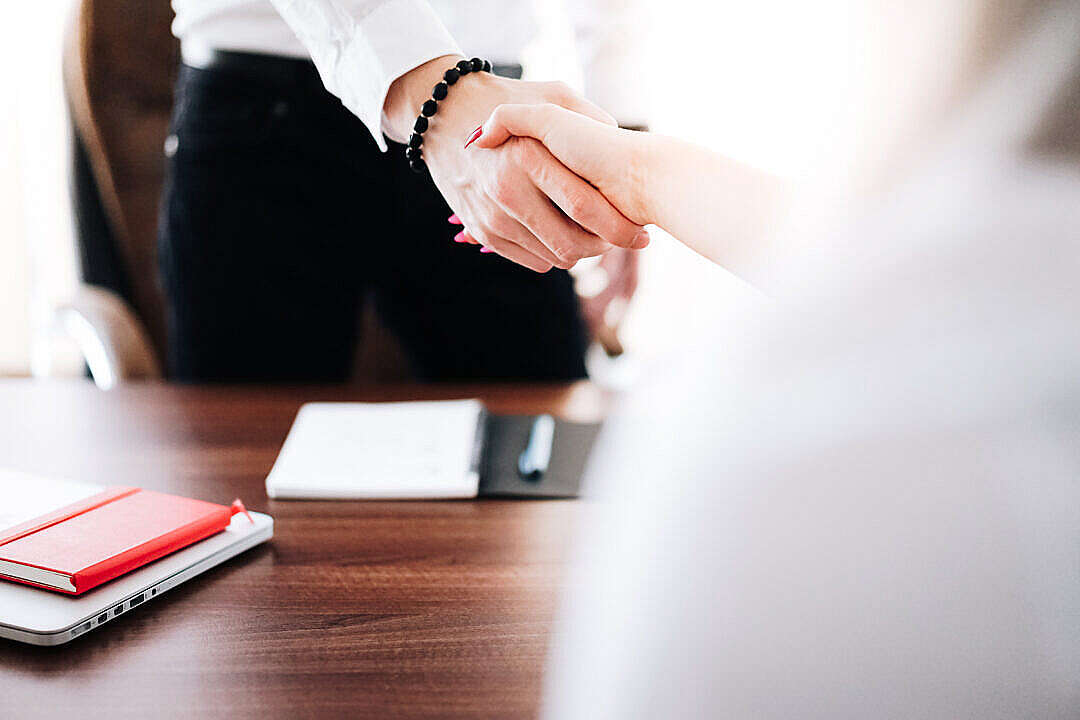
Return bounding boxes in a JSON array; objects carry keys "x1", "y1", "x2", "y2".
[{"x1": 386, "y1": 54, "x2": 654, "y2": 274}]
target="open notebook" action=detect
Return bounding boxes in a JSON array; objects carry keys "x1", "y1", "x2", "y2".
[{"x1": 265, "y1": 401, "x2": 486, "y2": 500}]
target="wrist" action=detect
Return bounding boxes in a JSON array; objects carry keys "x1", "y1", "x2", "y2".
[
  {"x1": 421, "y1": 71, "x2": 506, "y2": 155},
  {"x1": 383, "y1": 54, "x2": 465, "y2": 142},
  {"x1": 631, "y1": 131, "x2": 667, "y2": 227}
]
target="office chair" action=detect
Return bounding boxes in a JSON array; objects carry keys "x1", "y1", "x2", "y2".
[
  {"x1": 58, "y1": 0, "x2": 173, "y2": 386},
  {"x1": 57, "y1": 0, "x2": 410, "y2": 388}
]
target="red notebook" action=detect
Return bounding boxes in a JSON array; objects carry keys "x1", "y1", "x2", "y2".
[{"x1": 0, "y1": 485, "x2": 250, "y2": 595}]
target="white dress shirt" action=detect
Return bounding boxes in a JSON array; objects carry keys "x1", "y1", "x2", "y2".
[{"x1": 170, "y1": 0, "x2": 643, "y2": 151}]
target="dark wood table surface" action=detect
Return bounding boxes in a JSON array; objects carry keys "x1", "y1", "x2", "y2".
[{"x1": 0, "y1": 379, "x2": 609, "y2": 720}]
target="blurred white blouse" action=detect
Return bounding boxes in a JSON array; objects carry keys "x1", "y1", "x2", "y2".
[{"x1": 544, "y1": 6, "x2": 1080, "y2": 719}]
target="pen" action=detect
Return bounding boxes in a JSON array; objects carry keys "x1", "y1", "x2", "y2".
[{"x1": 517, "y1": 415, "x2": 555, "y2": 482}]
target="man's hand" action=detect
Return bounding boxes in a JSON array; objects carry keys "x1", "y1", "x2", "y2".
[
  {"x1": 384, "y1": 56, "x2": 649, "y2": 273},
  {"x1": 578, "y1": 247, "x2": 639, "y2": 356}
]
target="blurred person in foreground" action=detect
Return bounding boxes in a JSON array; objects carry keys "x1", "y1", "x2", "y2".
[{"x1": 470, "y1": 0, "x2": 1080, "y2": 716}]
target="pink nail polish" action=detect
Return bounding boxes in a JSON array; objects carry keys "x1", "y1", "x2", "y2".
[
  {"x1": 454, "y1": 231, "x2": 467, "y2": 243},
  {"x1": 463, "y1": 126, "x2": 483, "y2": 149},
  {"x1": 448, "y1": 213, "x2": 462, "y2": 224},
  {"x1": 480, "y1": 247, "x2": 493, "y2": 254}
]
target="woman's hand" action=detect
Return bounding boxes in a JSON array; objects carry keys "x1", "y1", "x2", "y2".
[
  {"x1": 384, "y1": 57, "x2": 649, "y2": 273},
  {"x1": 472, "y1": 101, "x2": 794, "y2": 281},
  {"x1": 469, "y1": 103, "x2": 655, "y2": 227}
]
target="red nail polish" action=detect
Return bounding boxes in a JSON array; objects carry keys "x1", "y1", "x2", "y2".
[
  {"x1": 463, "y1": 126, "x2": 483, "y2": 149},
  {"x1": 448, "y1": 214, "x2": 462, "y2": 224}
]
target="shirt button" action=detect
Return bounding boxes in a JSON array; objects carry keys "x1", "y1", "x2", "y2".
[
  {"x1": 273, "y1": 101, "x2": 288, "y2": 117},
  {"x1": 163, "y1": 134, "x2": 179, "y2": 157}
]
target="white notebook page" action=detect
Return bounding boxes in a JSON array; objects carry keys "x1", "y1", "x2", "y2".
[
  {"x1": 265, "y1": 401, "x2": 483, "y2": 500},
  {"x1": 0, "y1": 471, "x2": 104, "y2": 533}
]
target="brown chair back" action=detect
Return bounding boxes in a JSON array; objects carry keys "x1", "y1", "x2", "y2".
[{"x1": 63, "y1": 0, "x2": 177, "y2": 361}]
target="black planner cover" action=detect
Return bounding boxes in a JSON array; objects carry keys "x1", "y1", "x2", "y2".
[{"x1": 477, "y1": 415, "x2": 602, "y2": 498}]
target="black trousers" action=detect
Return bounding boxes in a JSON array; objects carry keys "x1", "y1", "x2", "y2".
[{"x1": 158, "y1": 60, "x2": 588, "y2": 382}]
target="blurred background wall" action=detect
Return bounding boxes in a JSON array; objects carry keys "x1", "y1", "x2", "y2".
[{"x1": 1, "y1": 0, "x2": 78, "y2": 377}]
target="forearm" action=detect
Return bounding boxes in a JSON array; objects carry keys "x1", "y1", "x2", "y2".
[{"x1": 638, "y1": 134, "x2": 793, "y2": 282}]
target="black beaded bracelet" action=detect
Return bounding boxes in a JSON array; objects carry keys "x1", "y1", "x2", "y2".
[{"x1": 406, "y1": 57, "x2": 492, "y2": 174}]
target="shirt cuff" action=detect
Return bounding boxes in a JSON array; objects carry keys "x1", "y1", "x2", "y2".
[
  {"x1": 281, "y1": 0, "x2": 462, "y2": 152},
  {"x1": 364, "y1": 0, "x2": 462, "y2": 150}
]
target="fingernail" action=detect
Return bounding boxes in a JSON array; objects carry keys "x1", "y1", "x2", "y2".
[
  {"x1": 463, "y1": 125, "x2": 483, "y2": 149},
  {"x1": 448, "y1": 213, "x2": 462, "y2": 224},
  {"x1": 480, "y1": 247, "x2": 493, "y2": 254},
  {"x1": 631, "y1": 229, "x2": 651, "y2": 249},
  {"x1": 454, "y1": 231, "x2": 467, "y2": 243}
]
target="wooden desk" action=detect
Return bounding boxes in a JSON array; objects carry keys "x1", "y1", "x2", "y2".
[{"x1": 0, "y1": 379, "x2": 608, "y2": 720}]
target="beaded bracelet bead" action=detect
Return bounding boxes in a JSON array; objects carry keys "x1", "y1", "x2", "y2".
[{"x1": 406, "y1": 57, "x2": 492, "y2": 174}]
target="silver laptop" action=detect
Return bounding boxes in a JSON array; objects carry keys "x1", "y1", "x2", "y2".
[{"x1": 0, "y1": 472, "x2": 273, "y2": 646}]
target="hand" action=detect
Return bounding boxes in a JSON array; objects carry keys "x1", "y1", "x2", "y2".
[
  {"x1": 469, "y1": 102, "x2": 655, "y2": 227},
  {"x1": 577, "y1": 248, "x2": 639, "y2": 356},
  {"x1": 472, "y1": 100, "x2": 793, "y2": 280},
  {"x1": 384, "y1": 57, "x2": 649, "y2": 273}
]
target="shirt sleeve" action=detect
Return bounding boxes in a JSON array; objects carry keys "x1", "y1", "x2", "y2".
[{"x1": 268, "y1": 0, "x2": 462, "y2": 150}]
